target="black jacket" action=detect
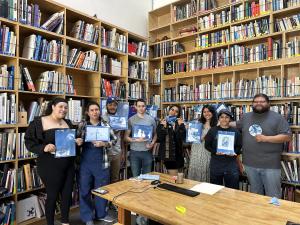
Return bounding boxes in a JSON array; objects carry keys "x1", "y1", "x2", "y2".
[{"x1": 156, "y1": 121, "x2": 186, "y2": 161}]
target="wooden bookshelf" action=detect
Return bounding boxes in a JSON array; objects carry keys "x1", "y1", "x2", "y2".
[
  {"x1": 0, "y1": 0, "x2": 148, "y2": 224},
  {"x1": 148, "y1": 0, "x2": 300, "y2": 200}
]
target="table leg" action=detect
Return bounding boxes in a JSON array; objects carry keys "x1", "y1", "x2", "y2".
[{"x1": 118, "y1": 207, "x2": 131, "y2": 225}]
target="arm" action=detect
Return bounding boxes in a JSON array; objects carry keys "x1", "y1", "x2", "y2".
[
  {"x1": 156, "y1": 123, "x2": 167, "y2": 143},
  {"x1": 204, "y1": 128, "x2": 216, "y2": 154},
  {"x1": 255, "y1": 134, "x2": 291, "y2": 143},
  {"x1": 234, "y1": 130, "x2": 242, "y2": 155},
  {"x1": 24, "y1": 120, "x2": 46, "y2": 155},
  {"x1": 229, "y1": 121, "x2": 237, "y2": 128}
]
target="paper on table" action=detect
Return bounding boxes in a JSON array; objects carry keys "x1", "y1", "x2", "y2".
[{"x1": 190, "y1": 183, "x2": 224, "y2": 195}]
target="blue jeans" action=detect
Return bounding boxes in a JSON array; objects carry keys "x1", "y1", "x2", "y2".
[
  {"x1": 130, "y1": 150, "x2": 153, "y2": 177},
  {"x1": 210, "y1": 161, "x2": 239, "y2": 189},
  {"x1": 244, "y1": 165, "x2": 281, "y2": 198}
]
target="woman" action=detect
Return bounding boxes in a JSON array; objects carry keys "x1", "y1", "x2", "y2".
[
  {"x1": 77, "y1": 102, "x2": 116, "y2": 225},
  {"x1": 188, "y1": 105, "x2": 217, "y2": 182},
  {"x1": 156, "y1": 105, "x2": 186, "y2": 176},
  {"x1": 24, "y1": 98, "x2": 83, "y2": 225},
  {"x1": 205, "y1": 109, "x2": 242, "y2": 189}
]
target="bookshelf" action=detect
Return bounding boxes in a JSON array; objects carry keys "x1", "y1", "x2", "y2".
[
  {"x1": 0, "y1": 0, "x2": 148, "y2": 224},
  {"x1": 148, "y1": 0, "x2": 300, "y2": 201}
]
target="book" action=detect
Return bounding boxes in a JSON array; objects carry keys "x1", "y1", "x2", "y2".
[
  {"x1": 132, "y1": 124, "x2": 153, "y2": 141},
  {"x1": 217, "y1": 130, "x2": 235, "y2": 155},
  {"x1": 166, "y1": 115, "x2": 177, "y2": 126},
  {"x1": 186, "y1": 121, "x2": 202, "y2": 143},
  {"x1": 146, "y1": 105, "x2": 158, "y2": 119},
  {"x1": 85, "y1": 126, "x2": 110, "y2": 142},
  {"x1": 109, "y1": 102, "x2": 129, "y2": 130},
  {"x1": 55, "y1": 129, "x2": 76, "y2": 158}
]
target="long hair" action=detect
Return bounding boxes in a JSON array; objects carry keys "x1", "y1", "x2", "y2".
[
  {"x1": 200, "y1": 105, "x2": 217, "y2": 127},
  {"x1": 45, "y1": 98, "x2": 68, "y2": 116},
  {"x1": 85, "y1": 101, "x2": 101, "y2": 121}
]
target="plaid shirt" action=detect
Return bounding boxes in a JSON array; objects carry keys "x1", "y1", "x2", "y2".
[{"x1": 77, "y1": 119, "x2": 117, "y2": 169}]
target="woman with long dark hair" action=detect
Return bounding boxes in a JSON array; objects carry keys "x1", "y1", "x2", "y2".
[
  {"x1": 24, "y1": 98, "x2": 83, "y2": 225},
  {"x1": 77, "y1": 101, "x2": 116, "y2": 225},
  {"x1": 156, "y1": 105, "x2": 186, "y2": 176},
  {"x1": 188, "y1": 105, "x2": 217, "y2": 182}
]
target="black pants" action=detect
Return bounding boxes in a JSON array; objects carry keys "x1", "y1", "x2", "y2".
[{"x1": 37, "y1": 156, "x2": 75, "y2": 225}]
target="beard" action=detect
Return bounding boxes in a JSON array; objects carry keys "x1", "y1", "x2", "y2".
[{"x1": 252, "y1": 105, "x2": 270, "y2": 114}]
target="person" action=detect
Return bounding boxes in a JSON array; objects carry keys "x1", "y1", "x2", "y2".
[
  {"x1": 102, "y1": 97, "x2": 125, "y2": 184},
  {"x1": 24, "y1": 98, "x2": 83, "y2": 225},
  {"x1": 156, "y1": 105, "x2": 186, "y2": 176},
  {"x1": 233, "y1": 93, "x2": 291, "y2": 198},
  {"x1": 188, "y1": 105, "x2": 217, "y2": 182},
  {"x1": 77, "y1": 101, "x2": 117, "y2": 225},
  {"x1": 205, "y1": 109, "x2": 242, "y2": 189},
  {"x1": 124, "y1": 98, "x2": 157, "y2": 177}
]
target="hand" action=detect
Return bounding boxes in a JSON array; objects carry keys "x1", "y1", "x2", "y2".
[
  {"x1": 133, "y1": 137, "x2": 147, "y2": 143},
  {"x1": 177, "y1": 117, "x2": 184, "y2": 125},
  {"x1": 75, "y1": 138, "x2": 83, "y2": 146},
  {"x1": 160, "y1": 119, "x2": 167, "y2": 128},
  {"x1": 92, "y1": 141, "x2": 106, "y2": 147},
  {"x1": 44, "y1": 144, "x2": 56, "y2": 153},
  {"x1": 146, "y1": 142, "x2": 154, "y2": 149},
  {"x1": 255, "y1": 134, "x2": 268, "y2": 142}
]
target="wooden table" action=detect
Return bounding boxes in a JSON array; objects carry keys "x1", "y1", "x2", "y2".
[{"x1": 92, "y1": 173, "x2": 300, "y2": 225}]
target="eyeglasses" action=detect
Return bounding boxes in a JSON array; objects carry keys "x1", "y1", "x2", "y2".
[
  {"x1": 253, "y1": 101, "x2": 267, "y2": 104},
  {"x1": 171, "y1": 108, "x2": 179, "y2": 113}
]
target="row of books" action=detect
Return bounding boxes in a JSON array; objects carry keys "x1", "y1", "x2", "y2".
[
  {"x1": 128, "y1": 41, "x2": 148, "y2": 58},
  {"x1": 0, "y1": 22, "x2": 17, "y2": 55},
  {"x1": 70, "y1": 20, "x2": 99, "y2": 44},
  {"x1": 19, "y1": 2, "x2": 39, "y2": 27},
  {"x1": 164, "y1": 60, "x2": 187, "y2": 75},
  {"x1": 198, "y1": 9, "x2": 230, "y2": 31},
  {"x1": 281, "y1": 159, "x2": 299, "y2": 183},
  {"x1": 19, "y1": 66, "x2": 75, "y2": 94},
  {"x1": 231, "y1": 18, "x2": 270, "y2": 42},
  {"x1": 284, "y1": 132, "x2": 300, "y2": 153},
  {"x1": 172, "y1": 0, "x2": 197, "y2": 22},
  {"x1": 0, "y1": 130, "x2": 16, "y2": 161},
  {"x1": 196, "y1": 29, "x2": 230, "y2": 48},
  {"x1": 101, "y1": 55, "x2": 122, "y2": 76},
  {"x1": 17, "y1": 164, "x2": 42, "y2": 192},
  {"x1": 198, "y1": 0, "x2": 217, "y2": 11},
  {"x1": 0, "y1": 201, "x2": 15, "y2": 225},
  {"x1": 0, "y1": 164, "x2": 15, "y2": 196},
  {"x1": 66, "y1": 99, "x2": 83, "y2": 123},
  {"x1": 150, "y1": 95, "x2": 161, "y2": 108},
  {"x1": 0, "y1": 64, "x2": 14, "y2": 90},
  {"x1": 0, "y1": 0, "x2": 17, "y2": 21},
  {"x1": 275, "y1": 13, "x2": 300, "y2": 32},
  {"x1": 152, "y1": 41, "x2": 185, "y2": 58},
  {"x1": 27, "y1": 99, "x2": 49, "y2": 123},
  {"x1": 286, "y1": 37, "x2": 300, "y2": 58},
  {"x1": 282, "y1": 186, "x2": 300, "y2": 202},
  {"x1": 22, "y1": 34, "x2": 63, "y2": 64},
  {"x1": 0, "y1": 93, "x2": 16, "y2": 124},
  {"x1": 129, "y1": 61, "x2": 148, "y2": 80},
  {"x1": 18, "y1": 132, "x2": 36, "y2": 159},
  {"x1": 101, "y1": 27, "x2": 127, "y2": 53},
  {"x1": 66, "y1": 47, "x2": 99, "y2": 71},
  {"x1": 272, "y1": 0, "x2": 300, "y2": 11},
  {"x1": 40, "y1": 12, "x2": 64, "y2": 34},
  {"x1": 151, "y1": 68, "x2": 161, "y2": 84},
  {"x1": 128, "y1": 81, "x2": 146, "y2": 100},
  {"x1": 100, "y1": 79, "x2": 126, "y2": 99}
]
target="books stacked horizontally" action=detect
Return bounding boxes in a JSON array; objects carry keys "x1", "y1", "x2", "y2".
[
  {"x1": 0, "y1": 22, "x2": 17, "y2": 55},
  {"x1": 101, "y1": 27, "x2": 127, "y2": 53},
  {"x1": 0, "y1": 64, "x2": 14, "y2": 90},
  {"x1": 0, "y1": 93, "x2": 16, "y2": 124},
  {"x1": 128, "y1": 41, "x2": 148, "y2": 58},
  {"x1": 101, "y1": 55, "x2": 122, "y2": 76},
  {"x1": 66, "y1": 47, "x2": 99, "y2": 71},
  {"x1": 129, "y1": 61, "x2": 148, "y2": 80},
  {"x1": 22, "y1": 34, "x2": 63, "y2": 64},
  {"x1": 0, "y1": 130, "x2": 16, "y2": 161},
  {"x1": 70, "y1": 20, "x2": 100, "y2": 44},
  {"x1": 18, "y1": 132, "x2": 37, "y2": 159},
  {"x1": 101, "y1": 79, "x2": 126, "y2": 99},
  {"x1": 0, "y1": 0, "x2": 17, "y2": 20}
]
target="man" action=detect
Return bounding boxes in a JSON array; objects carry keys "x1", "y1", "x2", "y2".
[
  {"x1": 124, "y1": 98, "x2": 157, "y2": 177},
  {"x1": 102, "y1": 97, "x2": 124, "y2": 184},
  {"x1": 233, "y1": 93, "x2": 291, "y2": 198}
]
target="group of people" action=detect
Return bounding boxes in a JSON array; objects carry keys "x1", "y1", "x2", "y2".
[{"x1": 24, "y1": 93, "x2": 291, "y2": 225}]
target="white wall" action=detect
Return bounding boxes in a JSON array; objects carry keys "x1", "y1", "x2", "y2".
[
  {"x1": 55, "y1": 0, "x2": 152, "y2": 37},
  {"x1": 153, "y1": 0, "x2": 177, "y2": 9}
]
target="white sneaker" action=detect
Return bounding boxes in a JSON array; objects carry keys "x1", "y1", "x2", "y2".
[
  {"x1": 99, "y1": 215, "x2": 114, "y2": 223},
  {"x1": 86, "y1": 221, "x2": 94, "y2": 225}
]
